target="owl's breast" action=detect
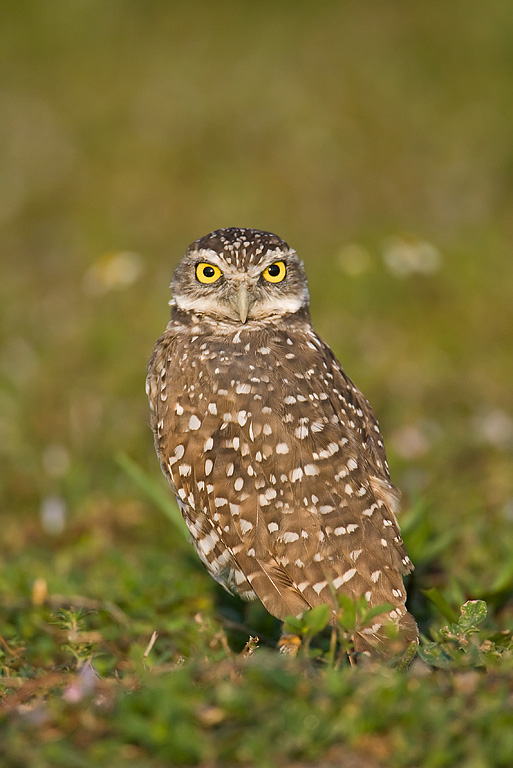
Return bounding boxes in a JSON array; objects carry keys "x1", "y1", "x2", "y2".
[
  {"x1": 167, "y1": 324, "x2": 295, "y2": 406},
  {"x1": 151, "y1": 319, "x2": 361, "y2": 456}
]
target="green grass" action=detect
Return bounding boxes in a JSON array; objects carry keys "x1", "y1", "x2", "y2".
[{"x1": 2, "y1": 2, "x2": 513, "y2": 765}]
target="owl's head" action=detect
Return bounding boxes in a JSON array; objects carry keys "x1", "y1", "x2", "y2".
[{"x1": 171, "y1": 228, "x2": 309, "y2": 324}]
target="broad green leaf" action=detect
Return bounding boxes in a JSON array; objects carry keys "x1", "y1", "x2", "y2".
[
  {"x1": 337, "y1": 594, "x2": 356, "y2": 631},
  {"x1": 283, "y1": 615, "x2": 304, "y2": 635},
  {"x1": 458, "y1": 600, "x2": 487, "y2": 632},
  {"x1": 303, "y1": 604, "x2": 331, "y2": 635}
]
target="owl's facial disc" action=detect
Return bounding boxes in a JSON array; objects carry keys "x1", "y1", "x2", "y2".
[{"x1": 171, "y1": 229, "x2": 309, "y2": 323}]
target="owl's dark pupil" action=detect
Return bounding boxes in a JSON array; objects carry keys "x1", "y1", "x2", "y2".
[
  {"x1": 268, "y1": 264, "x2": 280, "y2": 276},
  {"x1": 203, "y1": 266, "x2": 215, "y2": 277}
]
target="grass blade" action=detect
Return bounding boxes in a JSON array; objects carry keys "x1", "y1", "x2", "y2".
[{"x1": 116, "y1": 452, "x2": 188, "y2": 540}]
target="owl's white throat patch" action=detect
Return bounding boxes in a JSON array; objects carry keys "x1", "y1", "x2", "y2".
[
  {"x1": 174, "y1": 291, "x2": 305, "y2": 322},
  {"x1": 249, "y1": 294, "x2": 306, "y2": 318}
]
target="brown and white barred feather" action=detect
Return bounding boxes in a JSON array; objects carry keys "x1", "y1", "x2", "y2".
[{"x1": 147, "y1": 228, "x2": 417, "y2": 655}]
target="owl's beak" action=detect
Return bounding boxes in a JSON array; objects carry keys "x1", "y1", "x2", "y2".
[{"x1": 231, "y1": 284, "x2": 253, "y2": 323}]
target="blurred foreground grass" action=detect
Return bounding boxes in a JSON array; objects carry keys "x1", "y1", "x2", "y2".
[{"x1": 1, "y1": 2, "x2": 513, "y2": 766}]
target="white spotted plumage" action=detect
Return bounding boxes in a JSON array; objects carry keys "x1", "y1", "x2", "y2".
[{"x1": 147, "y1": 227, "x2": 417, "y2": 654}]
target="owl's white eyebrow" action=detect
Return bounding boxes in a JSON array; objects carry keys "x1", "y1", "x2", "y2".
[{"x1": 193, "y1": 249, "x2": 228, "y2": 271}]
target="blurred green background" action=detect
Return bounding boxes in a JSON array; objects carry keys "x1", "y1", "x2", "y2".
[{"x1": 2, "y1": 0, "x2": 513, "y2": 700}]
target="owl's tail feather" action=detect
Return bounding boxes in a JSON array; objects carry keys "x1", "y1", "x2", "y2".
[{"x1": 240, "y1": 555, "x2": 313, "y2": 619}]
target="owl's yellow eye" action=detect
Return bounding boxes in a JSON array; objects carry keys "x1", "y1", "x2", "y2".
[
  {"x1": 262, "y1": 260, "x2": 286, "y2": 283},
  {"x1": 196, "y1": 262, "x2": 222, "y2": 284}
]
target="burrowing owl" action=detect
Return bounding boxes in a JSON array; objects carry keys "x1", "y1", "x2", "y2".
[{"x1": 146, "y1": 228, "x2": 417, "y2": 654}]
